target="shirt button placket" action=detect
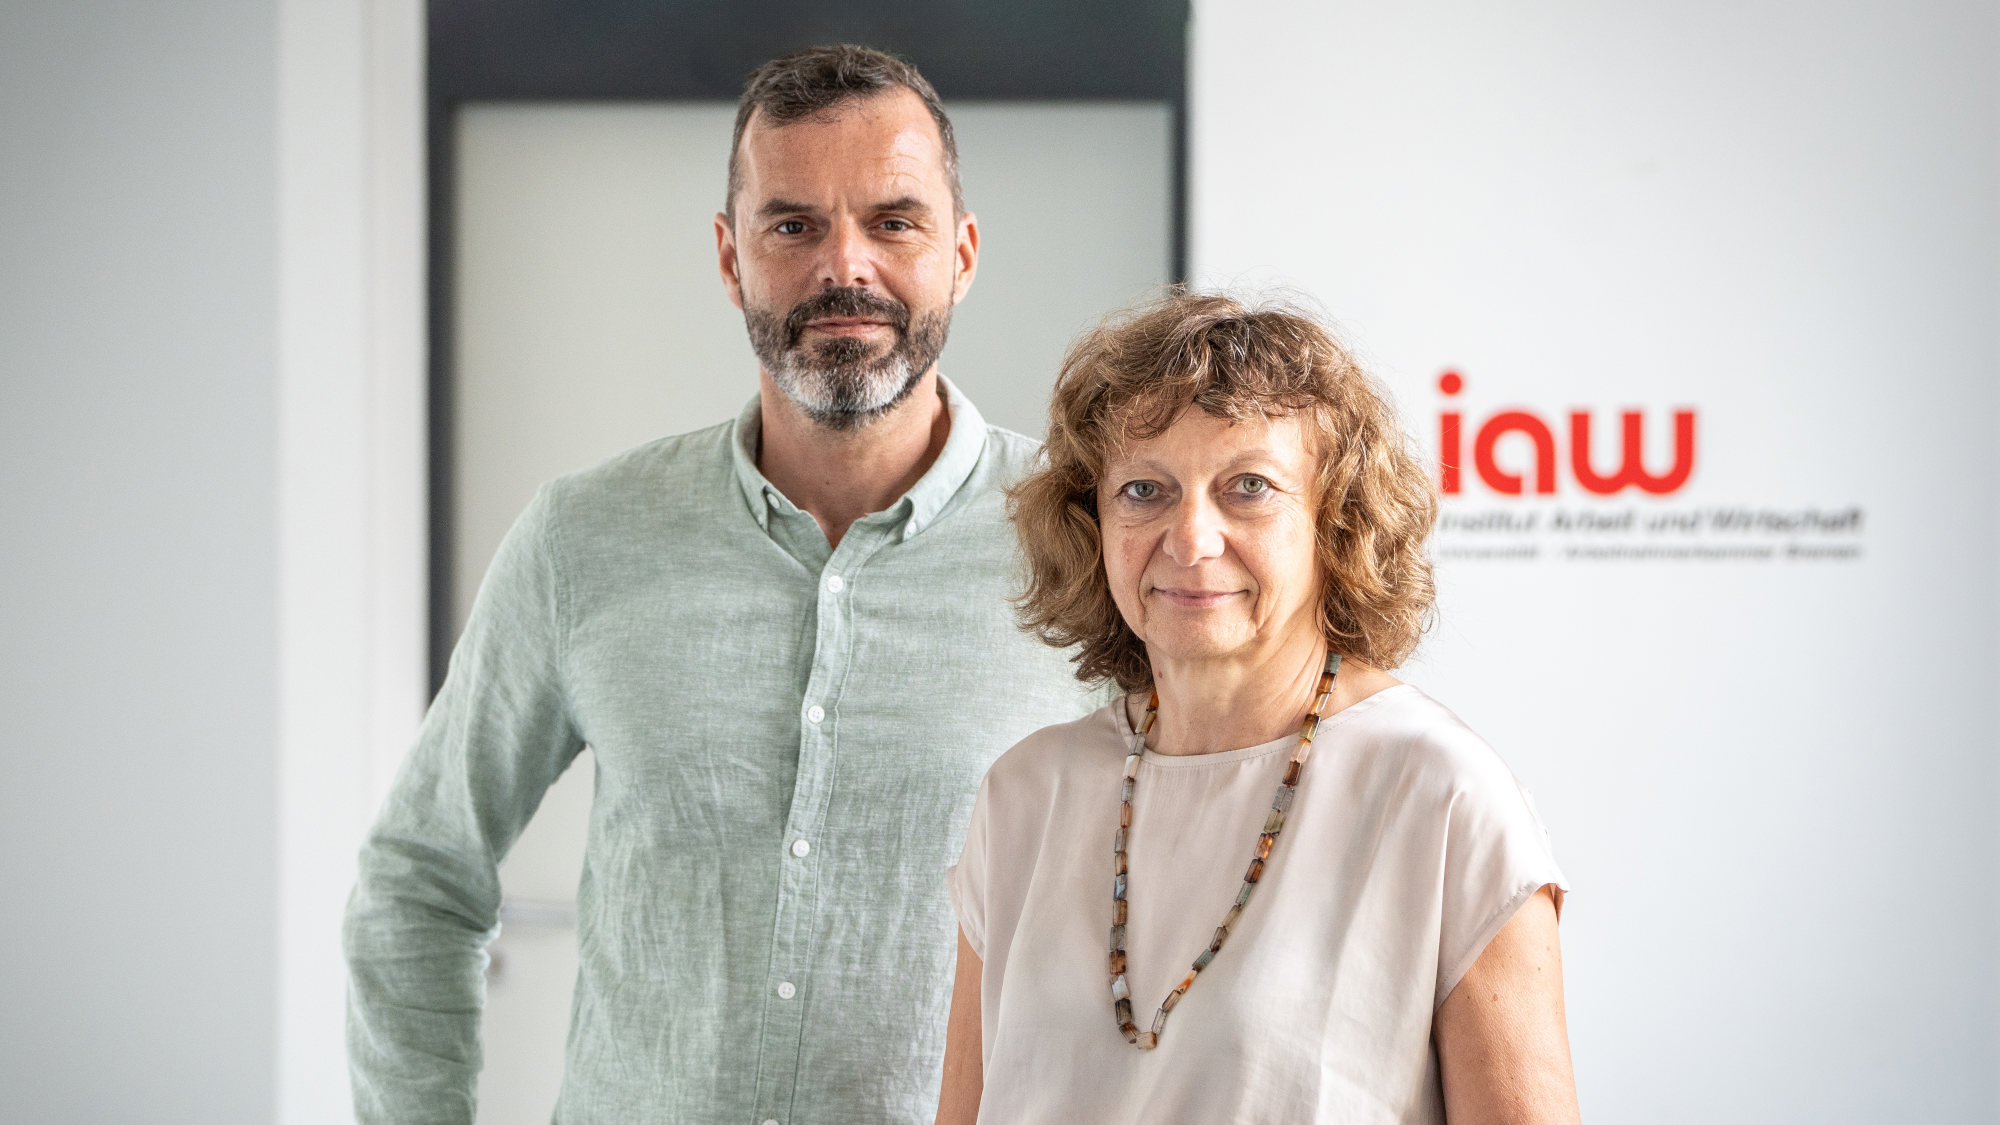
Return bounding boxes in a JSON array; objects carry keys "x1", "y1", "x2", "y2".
[
  {"x1": 760, "y1": 535, "x2": 891, "y2": 1122},
  {"x1": 758, "y1": 548, "x2": 867, "y2": 1122}
]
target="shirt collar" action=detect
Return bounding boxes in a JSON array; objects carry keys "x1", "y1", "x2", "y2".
[{"x1": 730, "y1": 375, "x2": 989, "y2": 538}]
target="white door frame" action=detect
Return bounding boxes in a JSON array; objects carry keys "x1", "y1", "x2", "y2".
[{"x1": 275, "y1": 1, "x2": 428, "y2": 1121}]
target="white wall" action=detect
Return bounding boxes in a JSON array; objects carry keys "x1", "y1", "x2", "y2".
[
  {"x1": 1190, "y1": 1, "x2": 1996, "y2": 1119},
  {"x1": 0, "y1": 2, "x2": 424, "y2": 1121},
  {"x1": 0, "y1": 2, "x2": 280, "y2": 1119}
]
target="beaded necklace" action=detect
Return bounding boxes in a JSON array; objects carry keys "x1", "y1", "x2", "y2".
[{"x1": 1109, "y1": 651, "x2": 1342, "y2": 1050}]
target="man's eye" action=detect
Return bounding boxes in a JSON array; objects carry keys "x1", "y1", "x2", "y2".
[
  {"x1": 1120, "y1": 481, "x2": 1159, "y2": 501},
  {"x1": 880, "y1": 219, "x2": 911, "y2": 232},
  {"x1": 776, "y1": 220, "x2": 807, "y2": 235}
]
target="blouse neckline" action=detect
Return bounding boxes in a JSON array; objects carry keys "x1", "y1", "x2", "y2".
[{"x1": 1109, "y1": 683, "x2": 1420, "y2": 769}]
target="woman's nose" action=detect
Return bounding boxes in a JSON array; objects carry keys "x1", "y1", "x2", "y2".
[{"x1": 1162, "y1": 496, "x2": 1225, "y2": 565}]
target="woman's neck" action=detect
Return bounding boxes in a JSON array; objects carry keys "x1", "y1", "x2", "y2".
[{"x1": 1138, "y1": 639, "x2": 1402, "y2": 757}]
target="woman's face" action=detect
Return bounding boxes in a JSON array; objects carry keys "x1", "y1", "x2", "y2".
[{"x1": 1098, "y1": 409, "x2": 1323, "y2": 669}]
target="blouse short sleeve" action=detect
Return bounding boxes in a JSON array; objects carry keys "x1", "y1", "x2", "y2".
[
  {"x1": 945, "y1": 773, "x2": 993, "y2": 960},
  {"x1": 1432, "y1": 746, "x2": 1569, "y2": 1010}
]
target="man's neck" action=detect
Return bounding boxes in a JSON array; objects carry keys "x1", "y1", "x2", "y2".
[{"x1": 755, "y1": 368, "x2": 952, "y2": 548}]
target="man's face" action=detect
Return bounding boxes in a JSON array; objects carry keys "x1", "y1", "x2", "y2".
[{"x1": 717, "y1": 89, "x2": 978, "y2": 430}]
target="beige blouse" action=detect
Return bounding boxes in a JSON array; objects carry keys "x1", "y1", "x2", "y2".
[{"x1": 946, "y1": 685, "x2": 1567, "y2": 1124}]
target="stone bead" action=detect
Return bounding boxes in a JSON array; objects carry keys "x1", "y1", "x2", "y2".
[
  {"x1": 1283, "y1": 760, "x2": 1302, "y2": 787},
  {"x1": 1300, "y1": 714, "x2": 1319, "y2": 741},
  {"x1": 1114, "y1": 873, "x2": 1127, "y2": 898},
  {"x1": 1256, "y1": 832, "x2": 1275, "y2": 860},
  {"x1": 1210, "y1": 925, "x2": 1229, "y2": 950},
  {"x1": 1193, "y1": 949, "x2": 1216, "y2": 970},
  {"x1": 1115, "y1": 997, "x2": 1134, "y2": 1024},
  {"x1": 1313, "y1": 690, "x2": 1331, "y2": 714},
  {"x1": 1151, "y1": 1009, "x2": 1170, "y2": 1035},
  {"x1": 1124, "y1": 753, "x2": 1142, "y2": 779},
  {"x1": 1317, "y1": 671, "x2": 1335, "y2": 694},
  {"x1": 1221, "y1": 903, "x2": 1244, "y2": 932},
  {"x1": 1264, "y1": 808, "x2": 1285, "y2": 833},
  {"x1": 1115, "y1": 851, "x2": 1128, "y2": 876},
  {"x1": 1177, "y1": 971, "x2": 1197, "y2": 993},
  {"x1": 1110, "y1": 974, "x2": 1130, "y2": 1002},
  {"x1": 1137, "y1": 1032, "x2": 1159, "y2": 1050},
  {"x1": 1120, "y1": 803, "x2": 1133, "y2": 827},
  {"x1": 1110, "y1": 923, "x2": 1126, "y2": 948},
  {"x1": 1274, "y1": 784, "x2": 1296, "y2": 811},
  {"x1": 1109, "y1": 949, "x2": 1126, "y2": 975},
  {"x1": 1245, "y1": 857, "x2": 1265, "y2": 883},
  {"x1": 1235, "y1": 882, "x2": 1254, "y2": 907},
  {"x1": 1121, "y1": 1022, "x2": 1139, "y2": 1043},
  {"x1": 1161, "y1": 986, "x2": 1186, "y2": 1013},
  {"x1": 1114, "y1": 898, "x2": 1128, "y2": 924},
  {"x1": 1120, "y1": 778, "x2": 1135, "y2": 803}
]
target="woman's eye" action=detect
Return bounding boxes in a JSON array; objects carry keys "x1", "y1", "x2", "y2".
[
  {"x1": 1237, "y1": 476, "x2": 1270, "y2": 495},
  {"x1": 1120, "y1": 481, "x2": 1159, "y2": 501},
  {"x1": 776, "y1": 220, "x2": 807, "y2": 235}
]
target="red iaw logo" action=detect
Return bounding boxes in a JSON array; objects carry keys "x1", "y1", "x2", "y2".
[{"x1": 1437, "y1": 371, "x2": 1697, "y2": 496}]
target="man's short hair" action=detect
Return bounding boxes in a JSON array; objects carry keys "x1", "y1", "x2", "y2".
[{"x1": 726, "y1": 44, "x2": 962, "y2": 222}]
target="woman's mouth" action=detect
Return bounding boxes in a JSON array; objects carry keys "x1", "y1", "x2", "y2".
[{"x1": 1152, "y1": 587, "x2": 1242, "y2": 608}]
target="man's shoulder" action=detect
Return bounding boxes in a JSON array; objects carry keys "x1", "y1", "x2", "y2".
[
  {"x1": 976, "y1": 423, "x2": 1043, "y2": 482},
  {"x1": 939, "y1": 423, "x2": 1041, "y2": 521},
  {"x1": 541, "y1": 418, "x2": 739, "y2": 517}
]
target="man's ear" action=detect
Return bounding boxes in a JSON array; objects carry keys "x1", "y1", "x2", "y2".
[
  {"x1": 951, "y1": 210, "x2": 980, "y2": 306},
  {"x1": 716, "y1": 212, "x2": 745, "y2": 310}
]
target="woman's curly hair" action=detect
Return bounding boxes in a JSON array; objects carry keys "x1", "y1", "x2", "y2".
[{"x1": 1010, "y1": 291, "x2": 1439, "y2": 691}]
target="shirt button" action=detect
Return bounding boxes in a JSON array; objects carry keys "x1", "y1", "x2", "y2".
[
  {"x1": 777, "y1": 981, "x2": 797, "y2": 1000},
  {"x1": 806, "y1": 705, "x2": 825, "y2": 724},
  {"x1": 791, "y1": 839, "x2": 811, "y2": 858},
  {"x1": 824, "y1": 574, "x2": 845, "y2": 593}
]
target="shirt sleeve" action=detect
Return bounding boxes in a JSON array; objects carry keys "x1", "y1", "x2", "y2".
[
  {"x1": 1432, "y1": 750, "x2": 1568, "y2": 1011},
  {"x1": 945, "y1": 774, "x2": 994, "y2": 961},
  {"x1": 342, "y1": 485, "x2": 585, "y2": 1125}
]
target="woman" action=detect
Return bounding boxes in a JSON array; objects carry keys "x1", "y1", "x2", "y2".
[{"x1": 937, "y1": 293, "x2": 1578, "y2": 1123}]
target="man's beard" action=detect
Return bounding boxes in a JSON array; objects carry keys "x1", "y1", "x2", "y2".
[{"x1": 744, "y1": 286, "x2": 952, "y2": 431}]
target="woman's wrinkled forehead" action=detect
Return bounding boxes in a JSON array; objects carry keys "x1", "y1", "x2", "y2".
[{"x1": 1091, "y1": 391, "x2": 1328, "y2": 473}]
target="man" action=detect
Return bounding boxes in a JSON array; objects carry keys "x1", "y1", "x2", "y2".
[{"x1": 344, "y1": 46, "x2": 1099, "y2": 1124}]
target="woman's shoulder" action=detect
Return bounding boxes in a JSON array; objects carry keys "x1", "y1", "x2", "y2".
[
  {"x1": 979, "y1": 697, "x2": 1132, "y2": 801},
  {"x1": 1332, "y1": 684, "x2": 1528, "y2": 800}
]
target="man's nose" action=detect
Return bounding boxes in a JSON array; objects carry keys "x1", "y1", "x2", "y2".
[
  {"x1": 818, "y1": 218, "x2": 874, "y2": 290},
  {"x1": 1162, "y1": 494, "x2": 1226, "y2": 566}
]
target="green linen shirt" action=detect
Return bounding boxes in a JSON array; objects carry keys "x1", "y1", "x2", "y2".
[{"x1": 344, "y1": 380, "x2": 1103, "y2": 1124}]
